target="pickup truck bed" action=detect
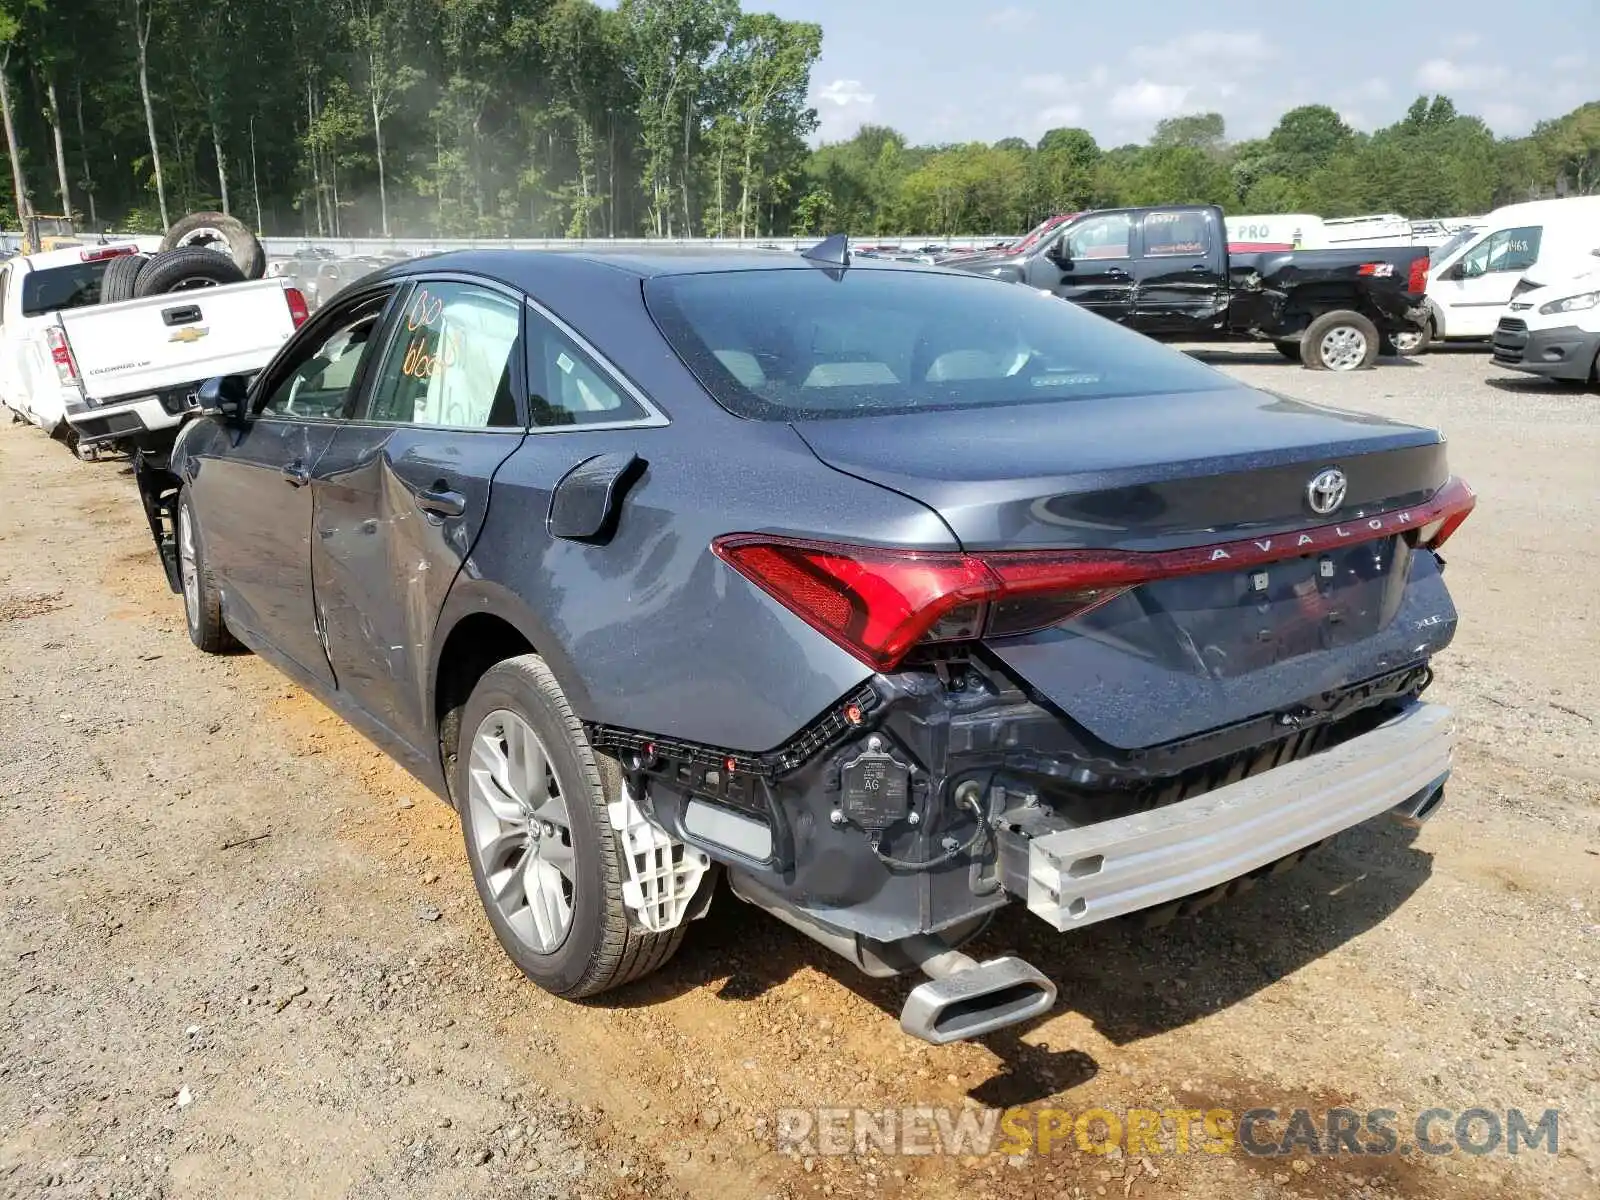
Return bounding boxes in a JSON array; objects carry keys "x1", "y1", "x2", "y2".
[{"x1": 59, "y1": 279, "x2": 307, "y2": 451}]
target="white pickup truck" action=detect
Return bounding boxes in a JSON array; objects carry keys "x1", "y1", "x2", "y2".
[{"x1": 0, "y1": 242, "x2": 309, "y2": 456}]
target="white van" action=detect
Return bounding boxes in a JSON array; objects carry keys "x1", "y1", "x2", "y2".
[
  {"x1": 1490, "y1": 264, "x2": 1600, "y2": 386},
  {"x1": 1420, "y1": 196, "x2": 1600, "y2": 348}
]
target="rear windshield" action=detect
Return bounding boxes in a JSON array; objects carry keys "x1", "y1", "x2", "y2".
[
  {"x1": 644, "y1": 268, "x2": 1231, "y2": 420},
  {"x1": 21, "y1": 261, "x2": 110, "y2": 317}
]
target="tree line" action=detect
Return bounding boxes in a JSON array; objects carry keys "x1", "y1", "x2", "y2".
[
  {"x1": 0, "y1": 0, "x2": 822, "y2": 239},
  {"x1": 802, "y1": 99, "x2": 1600, "y2": 236},
  {"x1": 0, "y1": 0, "x2": 1593, "y2": 241}
]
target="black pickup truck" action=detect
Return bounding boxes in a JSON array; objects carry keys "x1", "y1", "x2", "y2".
[{"x1": 947, "y1": 204, "x2": 1432, "y2": 370}]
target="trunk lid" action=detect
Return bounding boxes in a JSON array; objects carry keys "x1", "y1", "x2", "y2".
[{"x1": 792, "y1": 389, "x2": 1460, "y2": 749}]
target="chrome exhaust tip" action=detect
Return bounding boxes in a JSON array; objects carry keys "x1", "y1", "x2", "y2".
[
  {"x1": 900, "y1": 952, "x2": 1057, "y2": 1045},
  {"x1": 1390, "y1": 774, "x2": 1449, "y2": 828}
]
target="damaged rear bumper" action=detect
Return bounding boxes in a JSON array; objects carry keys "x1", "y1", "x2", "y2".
[{"x1": 1023, "y1": 701, "x2": 1452, "y2": 930}]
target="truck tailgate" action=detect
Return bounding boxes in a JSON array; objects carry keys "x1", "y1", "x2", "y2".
[{"x1": 60, "y1": 279, "x2": 300, "y2": 402}]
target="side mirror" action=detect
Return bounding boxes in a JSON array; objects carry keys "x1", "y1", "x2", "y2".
[
  {"x1": 196, "y1": 374, "x2": 249, "y2": 422},
  {"x1": 1443, "y1": 261, "x2": 1466, "y2": 281},
  {"x1": 1046, "y1": 239, "x2": 1073, "y2": 269}
]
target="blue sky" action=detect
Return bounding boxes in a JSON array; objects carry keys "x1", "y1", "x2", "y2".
[{"x1": 756, "y1": 0, "x2": 1600, "y2": 146}]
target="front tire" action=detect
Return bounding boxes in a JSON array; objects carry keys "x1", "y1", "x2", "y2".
[
  {"x1": 177, "y1": 487, "x2": 238, "y2": 653},
  {"x1": 1303, "y1": 310, "x2": 1380, "y2": 371},
  {"x1": 456, "y1": 654, "x2": 685, "y2": 999}
]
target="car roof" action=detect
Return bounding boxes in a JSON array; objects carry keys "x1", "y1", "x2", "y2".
[{"x1": 377, "y1": 246, "x2": 939, "y2": 288}]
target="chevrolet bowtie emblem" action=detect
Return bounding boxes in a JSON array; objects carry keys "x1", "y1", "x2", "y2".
[{"x1": 169, "y1": 326, "x2": 209, "y2": 344}]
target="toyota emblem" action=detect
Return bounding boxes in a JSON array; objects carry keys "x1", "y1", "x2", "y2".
[{"x1": 1307, "y1": 467, "x2": 1348, "y2": 516}]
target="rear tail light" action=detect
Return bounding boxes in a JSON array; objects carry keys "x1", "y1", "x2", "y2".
[
  {"x1": 45, "y1": 326, "x2": 78, "y2": 385},
  {"x1": 284, "y1": 286, "x2": 310, "y2": 328},
  {"x1": 713, "y1": 477, "x2": 1476, "y2": 671},
  {"x1": 1407, "y1": 254, "x2": 1430, "y2": 294},
  {"x1": 80, "y1": 245, "x2": 136, "y2": 262}
]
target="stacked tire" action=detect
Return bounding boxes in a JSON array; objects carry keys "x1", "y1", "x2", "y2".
[{"x1": 100, "y1": 211, "x2": 266, "y2": 305}]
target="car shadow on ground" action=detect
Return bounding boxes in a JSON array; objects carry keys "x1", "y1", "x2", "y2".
[
  {"x1": 1484, "y1": 374, "x2": 1593, "y2": 394},
  {"x1": 589, "y1": 814, "x2": 1435, "y2": 1106}
]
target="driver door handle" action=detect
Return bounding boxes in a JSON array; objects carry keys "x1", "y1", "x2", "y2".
[
  {"x1": 1105, "y1": 267, "x2": 1129, "y2": 277},
  {"x1": 281, "y1": 460, "x2": 310, "y2": 487},
  {"x1": 416, "y1": 485, "x2": 467, "y2": 519}
]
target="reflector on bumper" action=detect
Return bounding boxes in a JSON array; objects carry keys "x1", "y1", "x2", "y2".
[{"x1": 1026, "y1": 702, "x2": 1453, "y2": 930}]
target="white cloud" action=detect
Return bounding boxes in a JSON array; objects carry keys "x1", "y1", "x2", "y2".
[
  {"x1": 1481, "y1": 102, "x2": 1532, "y2": 134},
  {"x1": 985, "y1": 5, "x2": 1033, "y2": 32},
  {"x1": 1354, "y1": 77, "x2": 1391, "y2": 102},
  {"x1": 1415, "y1": 58, "x2": 1507, "y2": 92},
  {"x1": 1131, "y1": 31, "x2": 1275, "y2": 72},
  {"x1": 1034, "y1": 103, "x2": 1085, "y2": 128},
  {"x1": 815, "y1": 79, "x2": 876, "y2": 107},
  {"x1": 1021, "y1": 73, "x2": 1071, "y2": 97},
  {"x1": 1444, "y1": 32, "x2": 1482, "y2": 53},
  {"x1": 1109, "y1": 81, "x2": 1192, "y2": 122},
  {"x1": 1553, "y1": 53, "x2": 1586, "y2": 72}
]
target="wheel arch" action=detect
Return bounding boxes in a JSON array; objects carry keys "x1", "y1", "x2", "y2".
[{"x1": 427, "y1": 579, "x2": 595, "y2": 807}]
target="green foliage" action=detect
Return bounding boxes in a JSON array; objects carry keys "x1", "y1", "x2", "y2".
[{"x1": 0, "y1": 2, "x2": 1591, "y2": 240}]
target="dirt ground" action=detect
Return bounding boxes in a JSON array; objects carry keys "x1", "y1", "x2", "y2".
[{"x1": 1, "y1": 347, "x2": 1596, "y2": 1200}]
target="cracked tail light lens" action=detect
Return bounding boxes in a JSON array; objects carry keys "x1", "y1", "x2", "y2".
[
  {"x1": 710, "y1": 537, "x2": 1131, "y2": 671},
  {"x1": 710, "y1": 538, "x2": 995, "y2": 671}
]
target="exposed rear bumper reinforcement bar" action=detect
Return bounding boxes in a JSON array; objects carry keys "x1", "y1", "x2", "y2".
[{"x1": 1026, "y1": 701, "x2": 1454, "y2": 931}]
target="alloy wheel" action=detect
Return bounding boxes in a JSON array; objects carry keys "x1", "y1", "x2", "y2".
[
  {"x1": 178, "y1": 505, "x2": 200, "y2": 630},
  {"x1": 467, "y1": 709, "x2": 577, "y2": 954},
  {"x1": 1319, "y1": 325, "x2": 1369, "y2": 371}
]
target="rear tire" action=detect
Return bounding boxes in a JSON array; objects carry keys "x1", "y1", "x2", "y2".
[
  {"x1": 160, "y1": 211, "x2": 267, "y2": 280},
  {"x1": 177, "y1": 487, "x2": 238, "y2": 654},
  {"x1": 456, "y1": 654, "x2": 686, "y2": 999},
  {"x1": 1386, "y1": 320, "x2": 1432, "y2": 356},
  {"x1": 133, "y1": 247, "x2": 247, "y2": 298},
  {"x1": 1273, "y1": 339, "x2": 1302, "y2": 362},
  {"x1": 99, "y1": 253, "x2": 148, "y2": 304},
  {"x1": 1303, "y1": 310, "x2": 1380, "y2": 371}
]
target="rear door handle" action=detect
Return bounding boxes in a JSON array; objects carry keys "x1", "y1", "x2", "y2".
[
  {"x1": 1189, "y1": 264, "x2": 1213, "y2": 273},
  {"x1": 281, "y1": 460, "x2": 310, "y2": 487},
  {"x1": 416, "y1": 485, "x2": 467, "y2": 518},
  {"x1": 1105, "y1": 267, "x2": 1129, "y2": 277}
]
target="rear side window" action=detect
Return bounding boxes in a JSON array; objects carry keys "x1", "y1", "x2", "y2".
[
  {"x1": 1460, "y1": 226, "x2": 1542, "y2": 276},
  {"x1": 1143, "y1": 210, "x2": 1211, "y2": 257},
  {"x1": 524, "y1": 308, "x2": 648, "y2": 428},
  {"x1": 645, "y1": 267, "x2": 1231, "y2": 421},
  {"x1": 21, "y1": 262, "x2": 109, "y2": 317}
]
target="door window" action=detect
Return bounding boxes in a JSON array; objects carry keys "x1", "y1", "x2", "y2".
[
  {"x1": 361, "y1": 282, "x2": 522, "y2": 428},
  {"x1": 525, "y1": 308, "x2": 649, "y2": 428},
  {"x1": 1459, "y1": 226, "x2": 1542, "y2": 277},
  {"x1": 1064, "y1": 213, "x2": 1132, "y2": 261},
  {"x1": 258, "y1": 292, "x2": 392, "y2": 419},
  {"x1": 1142, "y1": 210, "x2": 1211, "y2": 257}
]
